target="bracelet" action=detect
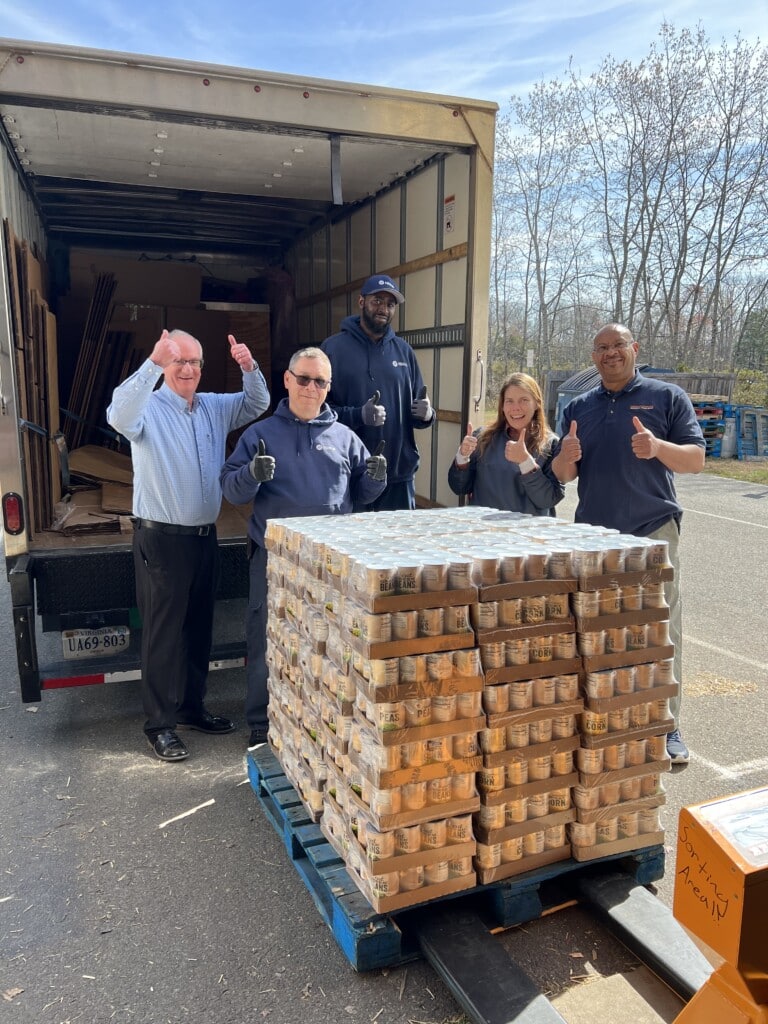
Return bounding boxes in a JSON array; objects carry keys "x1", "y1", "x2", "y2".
[{"x1": 519, "y1": 455, "x2": 537, "y2": 474}]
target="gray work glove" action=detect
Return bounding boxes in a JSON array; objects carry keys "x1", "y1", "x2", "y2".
[
  {"x1": 361, "y1": 390, "x2": 386, "y2": 427},
  {"x1": 411, "y1": 385, "x2": 432, "y2": 421},
  {"x1": 365, "y1": 440, "x2": 387, "y2": 482},
  {"x1": 249, "y1": 438, "x2": 275, "y2": 482}
]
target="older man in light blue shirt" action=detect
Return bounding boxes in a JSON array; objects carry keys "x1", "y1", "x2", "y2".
[{"x1": 107, "y1": 328, "x2": 269, "y2": 762}]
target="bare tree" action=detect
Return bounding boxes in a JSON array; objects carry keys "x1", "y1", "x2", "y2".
[{"x1": 491, "y1": 23, "x2": 768, "y2": 374}]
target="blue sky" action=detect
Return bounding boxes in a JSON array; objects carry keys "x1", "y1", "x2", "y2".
[{"x1": 0, "y1": 0, "x2": 763, "y2": 105}]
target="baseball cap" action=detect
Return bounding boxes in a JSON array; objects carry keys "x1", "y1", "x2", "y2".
[{"x1": 360, "y1": 274, "x2": 405, "y2": 304}]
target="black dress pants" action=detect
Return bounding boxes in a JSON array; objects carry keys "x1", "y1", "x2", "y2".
[{"x1": 133, "y1": 526, "x2": 219, "y2": 737}]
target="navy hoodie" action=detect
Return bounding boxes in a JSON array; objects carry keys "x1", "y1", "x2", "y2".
[
  {"x1": 219, "y1": 398, "x2": 385, "y2": 546},
  {"x1": 321, "y1": 316, "x2": 434, "y2": 484}
]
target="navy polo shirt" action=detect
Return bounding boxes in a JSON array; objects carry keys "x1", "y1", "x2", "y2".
[{"x1": 556, "y1": 373, "x2": 705, "y2": 536}]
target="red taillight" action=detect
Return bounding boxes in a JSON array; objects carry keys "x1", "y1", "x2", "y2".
[{"x1": 2, "y1": 492, "x2": 24, "y2": 535}]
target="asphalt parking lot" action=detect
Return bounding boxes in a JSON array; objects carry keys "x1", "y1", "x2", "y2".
[{"x1": 1, "y1": 470, "x2": 766, "y2": 1024}]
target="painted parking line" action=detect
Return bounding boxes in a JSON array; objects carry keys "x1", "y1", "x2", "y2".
[
  {"x1": 685, "y1": 635, "x2": 768, "y2": 672},
  {"x1": 680, "y1": 506, "x2": 768, "y2": 528},
  {"x1": 690, "y1": 751, "x2": 768, "y2": 781}
]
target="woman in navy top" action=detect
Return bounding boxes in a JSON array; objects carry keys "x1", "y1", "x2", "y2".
[{"x1": 448, "y1": 372, "x2": 564, "y2": 516}]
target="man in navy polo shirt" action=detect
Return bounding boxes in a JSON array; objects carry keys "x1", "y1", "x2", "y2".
[{"x1": 552, "y1": 323, "x2": 705, "y2": 764}]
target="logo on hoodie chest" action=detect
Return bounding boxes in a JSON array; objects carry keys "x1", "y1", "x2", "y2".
[
  {"x1": 392, "y1": 360, "x2": 408, "y2": 368},
  {"x1": 315, "y1": 442, "x2": 338, "y2": 453}
]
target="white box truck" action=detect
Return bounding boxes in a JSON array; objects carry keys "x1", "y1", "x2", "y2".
[{"x1": 0, "y1": 38, "x2": 496, "y2": 702}]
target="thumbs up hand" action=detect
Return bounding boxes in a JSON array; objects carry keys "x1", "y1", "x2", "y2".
[
  {"x1": 365, "y1": 439, "x2": 387, "y2": 481},
  {"x1": 411, "y1": 385, "x2": 432, "y2": 421},
  {"x1": 151, "y1": 329, "x2": 180, "y2": 367},
  {"x1": 458, "y1": 421, "x2": 478, "y2": 460},
  {"x1": 228, "y1": 333, "x2": 256, "y2": 372},
  {"x1": 249, "y1": 438, "x2": 276, "y2": 482},
  {"x1": 631, "y1": 415, "x2": 658, "y2": 460},
  {"x1": 560, "y1": 420, "x2": 582, "y2": 465},
  {"x1": 361, "y1": 390, "x2": 386, "y2": 427},
  {"x1": 505, "y1": 427, "x2": 530, "y2": 464}
]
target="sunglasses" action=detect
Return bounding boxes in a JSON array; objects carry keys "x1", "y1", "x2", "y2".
[{"x1": 288, "y1": 369, "x2": 331, "y2": 389}]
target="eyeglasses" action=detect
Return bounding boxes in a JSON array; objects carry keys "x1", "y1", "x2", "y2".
[
  {"x1": 593, "y1": 341, "x2": 632, "y2": 355},
  {"x1": 288, "y1": 369, "x2": 331, "y2": 389},
  {"x1": 172, "y1": 358, "x2": 204, "y2": 369}
]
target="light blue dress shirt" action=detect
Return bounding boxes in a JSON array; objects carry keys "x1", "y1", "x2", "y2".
[{"x1": 107, "y1": 358, "x2": 270, "y2": 526}]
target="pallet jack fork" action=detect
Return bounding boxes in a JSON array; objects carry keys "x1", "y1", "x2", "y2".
[{"x1": 417, "y1": 872, "x2": 712, "y2": 1024}]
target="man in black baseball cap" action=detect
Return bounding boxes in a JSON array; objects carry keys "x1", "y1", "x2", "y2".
[{"x1": 321, "y1": 272, "x2": 435, "y2": 510}]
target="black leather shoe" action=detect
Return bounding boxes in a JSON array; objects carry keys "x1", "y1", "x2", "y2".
[
  {"x1": 149, "y1": 729, "x2": 189, "y2": 761},
  {"x1": 248, "y1": 727, "x2": 269, "y2": 750},
  {"x1": 177, "y1": 711, "x2": 235, "y2": 734}
]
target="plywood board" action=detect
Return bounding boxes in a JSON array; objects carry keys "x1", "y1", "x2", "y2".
[
  {"x1": 69, "y1": 445, "x2": 133, "y2": 485},
  {"x1": 101, "y1": 481, "x2": 133, "y2": 514},
  {"x1": 2, "y1": 219, "x2": 25, "y2": 348}
]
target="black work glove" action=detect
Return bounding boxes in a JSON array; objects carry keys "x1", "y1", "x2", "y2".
[
  {"x1": 249, "y1": 439, "x2": 275, "y2": 482},
  {"x1": 365, "y1": 440, "x2": 387, "y2": 482},
  {"x1": 361, "y1": 390, "x2": 386, "y2": 427},
  {"x1": 411, "y1": 384, "x2": 432, "y2": 421}
]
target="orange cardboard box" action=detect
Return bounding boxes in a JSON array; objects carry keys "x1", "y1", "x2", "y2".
[{"x1": 674, "y1": 787, "x2": 768, "y2": 1003}]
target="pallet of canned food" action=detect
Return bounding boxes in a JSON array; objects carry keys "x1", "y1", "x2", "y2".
[{"x1": 260, "y1": 507, "x2": 675, "y2": 911}]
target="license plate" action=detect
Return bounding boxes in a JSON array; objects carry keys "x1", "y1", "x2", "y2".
[{"x1": 62, "y1": 626, "x2": 130, "y2": 660}]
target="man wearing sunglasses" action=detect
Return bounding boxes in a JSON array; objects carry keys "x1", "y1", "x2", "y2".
[
  {"x1": 321, "y1": 274, "x2": 435, "y2": 510},
  {"x1": 220, "y1": 347, "x2": 387, "y2": 749},
  {"x1": 107, "y1": 328, "x2": 270, "y2": 762}
]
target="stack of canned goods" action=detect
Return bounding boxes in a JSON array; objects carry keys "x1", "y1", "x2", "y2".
[{"x1": 262, "y1": 506, "x2": 677, "y2": 903}]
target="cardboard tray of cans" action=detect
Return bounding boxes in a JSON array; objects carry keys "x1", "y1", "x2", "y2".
[
  {"x1": 474, "y1": 807, "x2": 577, "y2": 846},
  {"x1": 475, "y1": 618, "x2": 576, "y2": 643},
  {"x1": 481, "y1": 734, "x2": 581, "y2": 770},
  {"x1": 485, "y1": 698, "x2": 585, "y2": 731},
  {"x1": 269, "y1": 697, "x2": 324, "y2": 758},
  {"x1": 269, "y1": 679, "x2": 319, "y2": 743},
  {"x1": 353, "y1": 667, "x2": 485, "y2": 704},
  {"x1": 576, "y1": 567, "x2": 674, "y2": 591},
  {"x1": 352, "y1": 706, "x2": 486, "y2": 747},
  {"x1": 581, "y1": 644, "x2": 674, "y2": 674},
  {"x1": 475, "y1": 842, "x2": 572, "y2": 885},
  {"x1": 575, "y1": 791, "x2": 666, "y2": 824},
  {"x1": 320, "y1": 680, "x2": 354, "y2": 718},
  {"x1": 484, "y1": 657, "x2": 583, "y2": 685},
  {"x1": 325, "y1": 791, "x2": 477, "y2": 876},
  {"x1": 478, "y1": 578, "x2": 579, "y2": 602},
  {"x1": 346, "y1": 586, "x2": 478, "y2": 614},
  {"x1": 576, "y1": 756, "x2": 671, "y2": 788},
  {"x1": 575, "y1": 607, "x2": 670, "y2": 632},
  {"x1": 570, "y1": 830, "x2": 665, "y2": 863},
  {"x1": 267, "y1": 727, "x2": 325, "y2": 822},
  {"x1": 480, "y1": 771, "x2": 580, "y2": 808},
  {"x1": 341, "y1": 774, "x2": 481, "y2": 833},
  {"x1": 349, "y1": 746, "x2": 483, "y2": 790},
  {"x1": 321, "y1": 814, "x2": 478, "y2": 914},
  {"x1": 580, "y1": 720, "x2": 675, "y2": 749},
  {"x1": 344, "y1": 630, "x2": 476, "y2": 660},
  {"x1": 581, "y1": 682, "x2": 678, "y2": 715},
  {"x1": 320, "y1": 717, "x2": 350, "y2": 759}
]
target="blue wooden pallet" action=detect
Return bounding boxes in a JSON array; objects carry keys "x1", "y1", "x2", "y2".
[{"x1": 247, "y1": 746, "x2": 665, "y2": 971}]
